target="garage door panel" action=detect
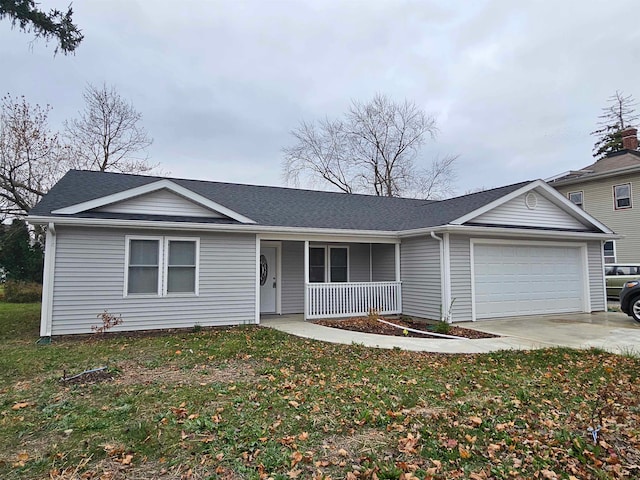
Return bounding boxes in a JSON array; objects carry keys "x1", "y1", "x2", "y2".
[{"x1": 473, "y1": 243, "x2": 585, "y2": 319}]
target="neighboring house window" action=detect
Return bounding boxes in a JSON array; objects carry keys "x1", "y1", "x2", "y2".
[
  {"x1": 603, "y1": 240, "x2": 616, "y2": 264},
  {"x1": 308, "y1": 246, "x2": 349, "y2": 282},
  {"x1": 125, "y1": 236, "x2": 199, "y2": 296},
  {"x1": 613, "y1": 183, "x2": 632, "y2": 210},
  {"x1": 568, "y1": 191, "x2": 583, "y2": 209}
]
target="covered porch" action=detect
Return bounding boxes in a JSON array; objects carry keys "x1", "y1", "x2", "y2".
[{"x1": 258, "y1": 238, "x2": 402, "y2": 320}]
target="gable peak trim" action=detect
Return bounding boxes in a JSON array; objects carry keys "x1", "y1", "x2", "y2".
[{"x1": 51, "y1": 179, "x2": 256, "y2": 224}]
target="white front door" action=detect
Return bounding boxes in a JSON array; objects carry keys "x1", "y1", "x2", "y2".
[{"x1": 260, "y1": 246, "x2": 277, "y2": 313}]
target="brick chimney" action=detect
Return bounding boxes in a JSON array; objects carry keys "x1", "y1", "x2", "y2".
[{"x1": 621, "y1": 127, "x2": 638, "y2": 150}]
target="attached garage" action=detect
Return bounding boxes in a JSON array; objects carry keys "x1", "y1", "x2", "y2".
[{"x1": 472, "y1": 241, "x2": 588, "y2": 319}]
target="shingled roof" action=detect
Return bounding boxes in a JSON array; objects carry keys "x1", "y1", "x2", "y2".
[{"x1": 30, "y1": 170, "x2": 531, "y2": 232}]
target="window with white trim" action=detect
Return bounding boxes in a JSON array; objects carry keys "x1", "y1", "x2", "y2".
[
  {"x1": 613, "y1": 183, "x2": 632, "y2": 210},
  {"x1": 308, "y1": 246, "x2": 349, "y2": 283},
  {"x1": 125, "y1": 236, "x2": 199, "y2": 296},
  {"x1": 603, "y1": 240, "x2": 616, "y2": 264},
  {"x1": 568, "y1": 191, "x2": 583, "y2": 209}
]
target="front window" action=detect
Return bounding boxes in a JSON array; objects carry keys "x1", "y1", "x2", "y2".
[
  {"x1": 568, "y1": 191, "x2": 583, "y2": 209},
  {"x1": 603, "y1": 240, "x2": 616, "y2": 264},
  {"x1": 308, "y1": 245, "x2": 349, "y2": 282},
  {"x1": 166, "y1": 240, "x2": 197, "y2": 294},
  {"x1": 614, "y1": 183, "x2": 632, "y2": 210},
  {"x1": 128, "y1": 239, "x2": 160, "y2": 294},
  {"x1": 126, "y1": 236, "x2": 199, "y2": 296},
  {"x1": 309, "y1": 247, "x2": 326, "y2": 283},
  {"x1": 329, "y1": 247, "x2": 348, "y2": 282}
]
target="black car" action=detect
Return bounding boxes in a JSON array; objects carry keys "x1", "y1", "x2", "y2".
[{"x1": 620, "y1": 280, "x2": 640, "y2": 323}]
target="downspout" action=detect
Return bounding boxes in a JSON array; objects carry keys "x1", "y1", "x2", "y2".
[
  {"x1": 430, "y1": 232, "x2": 452, "y2": 323},
  {"x1": 38, "y1": 222, "x2": 57, "y2": 343}
]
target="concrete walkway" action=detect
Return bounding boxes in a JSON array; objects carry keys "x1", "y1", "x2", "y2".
[{"x1": 261, "y1": 312, "x2": 640, "y2": 355}]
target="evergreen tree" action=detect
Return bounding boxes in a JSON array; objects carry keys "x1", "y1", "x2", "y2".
[
  {"x1": 0, "y1": 0, "x2": 83, "y2": 55},
  {"x1": 0, "y1": 219, "x2": 43, "y2": 283},
  {"x1": 591, "y1": 91, "x2": 639, "y2": 159}
]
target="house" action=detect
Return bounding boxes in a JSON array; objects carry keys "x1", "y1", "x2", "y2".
[
  {"x1": 548, "y1": 127, "x2": 640, "y2": 264},
  {"x1": 28, "y1": 170, "x2": 616, "y2": 338}
]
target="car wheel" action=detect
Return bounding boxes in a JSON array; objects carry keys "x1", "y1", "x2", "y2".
[{"x1": 632, "y1": 295, "x2": 640, "y2": 323}]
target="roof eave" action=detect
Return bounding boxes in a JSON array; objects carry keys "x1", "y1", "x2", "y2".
[{"x1": 549, "y1": 164, "x2": 640, "y2": 187}]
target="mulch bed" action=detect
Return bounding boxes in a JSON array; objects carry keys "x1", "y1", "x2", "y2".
[{"x1": 314, "y1": 316, "x2": 499, "y2": 339}]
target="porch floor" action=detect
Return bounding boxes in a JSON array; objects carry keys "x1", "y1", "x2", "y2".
[{"x1": 259, "y1": 314, "x2": 536, "y2": 353}]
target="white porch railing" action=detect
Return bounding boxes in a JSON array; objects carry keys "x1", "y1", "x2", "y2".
[{"x1": 306, "y1": 281, "x2": 402, "y2": 319}]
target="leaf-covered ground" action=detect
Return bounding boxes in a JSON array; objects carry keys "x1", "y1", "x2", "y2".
[{"x1": 0, "y1": 303, "x2": 639, "y2": 479}]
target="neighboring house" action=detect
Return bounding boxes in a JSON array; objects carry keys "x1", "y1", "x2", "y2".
[
  {"x1": 29, "y1": 170, "x2": 616, "y2": 338},
  {"x1": 548, "y1": 127, "x2": 640, "y2": 264}
]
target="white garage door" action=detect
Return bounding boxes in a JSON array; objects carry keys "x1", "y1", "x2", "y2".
[{"x1": 473, "y1": 243, "x2": 586, "y2": 319}]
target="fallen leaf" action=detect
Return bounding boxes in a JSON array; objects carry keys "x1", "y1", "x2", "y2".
[{"x1": 11, "y1": 402, "x2": 30, "y2": 410}]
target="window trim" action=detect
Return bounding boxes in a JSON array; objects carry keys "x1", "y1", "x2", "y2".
[
  {"x1": 603, "y1": 240, "x2": 616, "y2": 264},
  {"x1": 124, "y1": 235, "x2": 200, "y2": 298},
  {"x1": 568, "y1": 190, "x2": 584, "y2": 209},
  {"x1": 613, "y1": 183, "x2": 632, "y2": 210},
  {"x1": 163, "y1": 237, "x2": 200, "y2": 296}
]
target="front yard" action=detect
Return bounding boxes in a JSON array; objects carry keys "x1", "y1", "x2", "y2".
[{"x1": 0, "y1": 303, "x2": 639, "y2": 479}]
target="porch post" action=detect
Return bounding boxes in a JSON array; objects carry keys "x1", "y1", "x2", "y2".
[
  {"x1": 395, "y1": 241, "x2": 402, "y2": 313},
  {"x1": 394, "y1": 242, "x2": 401, "y2": 282},
  {"x1": 304, "y1": 240, "x2": 309, "y2": 320}
]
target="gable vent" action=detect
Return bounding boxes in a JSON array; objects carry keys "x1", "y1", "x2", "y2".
[{"x1": 525, "y1": 192, "x2": 538, "y2": 210}]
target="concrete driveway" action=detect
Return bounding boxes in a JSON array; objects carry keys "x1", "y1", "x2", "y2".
[
  {"x1": 263, "y1": 311, "x2": 640, "y2": 355},
  {"x1": 465, "y1": 311, "x2": 640, "y2": 355}
]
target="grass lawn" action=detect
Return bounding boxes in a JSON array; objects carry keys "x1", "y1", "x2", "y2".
[{"x1": 0, "y1": 303, "x2": 639, "y2": 479}]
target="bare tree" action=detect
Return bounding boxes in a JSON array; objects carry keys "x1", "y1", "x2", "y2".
[
  {"x1": 0, "y1": 95, "x2": 66, "y2": 217},
  {"x1": 591, "y1": 90, "x2": 639, "y2": 159},
  {"x1": 283, "y1": 93, "x2": 457, "y2": 199},
  {"x1": 65, "y1": 83, "x2": 155, "y2": 174}
]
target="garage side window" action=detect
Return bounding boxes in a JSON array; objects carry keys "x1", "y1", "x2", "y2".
[
  {"x1": 166, "y1": 240, "x2": 198, "y2": 294},
  {"x1": 127, "y1": 239, "x2": 161, "y2": 295},
  {"x1": 613, "y1": 183, "x2": 632, "y2": 210}
]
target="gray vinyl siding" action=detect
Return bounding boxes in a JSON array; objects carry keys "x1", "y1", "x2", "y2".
[
  {"x1": 281, "y1": 241, "x2": 304, "y2": 314},
  {"x1": 96, "y1": 188, "x2": 224, "y2": 218},
  {"x1": 372, "y1": 244, "x2": 396, "y2": 281},
  {"x1": 555, "y1": 172, "x2": 640, "y2": 263},
  {"x1": 448, "y1": 235, "x2": 473, "y2": 323},
  {"x1": 349, "y1": 243, "x2": 370, "y2": 282},
  {"x1": 400, "y1": 237, "x2": 442, "y2": 320},
  {"x1": 50, "y1": 227, "x2": 256, "y2": 335},
  {"x1": 587, "y1": 240, "x2": 606, "y2": 311},
  {"x1": 473, "y1": 191, "x2": 590, "y2": 230}
]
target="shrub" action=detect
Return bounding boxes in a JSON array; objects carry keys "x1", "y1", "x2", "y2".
[
  {"x1": 433, "y1": 320, "x2": 451, "y2": 335},
  {"x1": 3, "y1": 280, "x2": 42, "y2": 303}
]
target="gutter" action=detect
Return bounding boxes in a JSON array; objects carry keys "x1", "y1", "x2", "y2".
[
  {"x1": 430, "y1": 232, "x2": 452, "y2": 322},
  {"x1": 548, "y1": 164, "x2": 640, "y2": 187},
  {"x1": 38, "y1": 222, "x2": 56, "y2": 341},
  {"x1": 28, "y1": 215, "x2": 620, "y2": 241}
]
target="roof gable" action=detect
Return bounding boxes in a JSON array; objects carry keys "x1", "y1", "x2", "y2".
[
  {"x1": 94, "y1": 188, "x2": 227, "y2": 218},
  {"x1": 51, "y1": 179, "x2": 256, "y2": 224},
  {"x1": 451, "y1": 180, "x2": 613, "y2": 233}
]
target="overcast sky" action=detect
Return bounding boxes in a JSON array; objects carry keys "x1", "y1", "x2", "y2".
[{"x1": 2, "y1": 0, "x2": 639, "y2": 196}]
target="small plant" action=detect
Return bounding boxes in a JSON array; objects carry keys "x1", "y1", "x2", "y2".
[
  {"x1": 367, "y1": 307, "x2": 380, "y2": 320},
  {"x1": 92, "y1": 310, "x2": 124, "y2": 334},
  {"x1": 192, "y1": 323, "x2": 202, "y2": 333},
  {"x1": 433, "y1": 321, "x2": 451, "y2": 335}
]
